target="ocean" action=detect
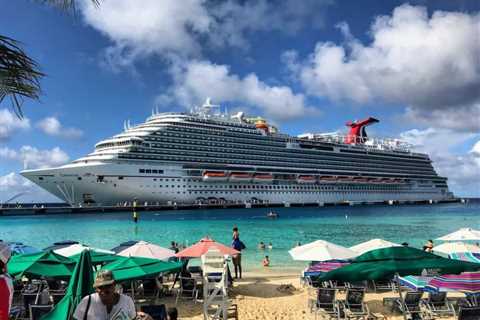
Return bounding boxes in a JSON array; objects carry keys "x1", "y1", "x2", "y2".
[{"x1": 1, "y1": 201, "x2": 479, "y2": 272}]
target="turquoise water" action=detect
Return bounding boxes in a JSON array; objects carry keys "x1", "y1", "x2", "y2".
[{"x1": 1, "y1": 202, "x2": 479, "y2": 272}]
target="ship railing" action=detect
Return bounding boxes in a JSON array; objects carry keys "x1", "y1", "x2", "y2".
[{"x1": 299, "y1": 134, "x2": 412, "y2": 152}]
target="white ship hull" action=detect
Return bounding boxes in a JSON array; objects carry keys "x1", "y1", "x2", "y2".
[{"x1": 21, "y1": 162, "x2": 450, "y2": 206}]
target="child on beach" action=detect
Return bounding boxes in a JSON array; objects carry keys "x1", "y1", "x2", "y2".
[{"x1": 263, "y1": 256, "x2": 270, "y2": 267}]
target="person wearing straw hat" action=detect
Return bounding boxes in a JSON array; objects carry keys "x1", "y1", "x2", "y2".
[
  {"x1": 0, "y1": 242, "x2": 13, "y2": 320},
  {"x1": 74, "y1": 270, "x2": 152, "y2": 320}
]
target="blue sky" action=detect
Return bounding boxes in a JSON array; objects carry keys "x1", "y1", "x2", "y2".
[{"x1": 0, "y1": 0, "x2": 479, "y2": 202}]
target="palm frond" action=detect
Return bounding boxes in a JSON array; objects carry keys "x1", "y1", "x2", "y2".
[
  {"x1": 0, "y1": 35, "x2": 44, "y2": 118},
  {"x1": 39, "y1": 0, "x2": 100, "y2": 14}
]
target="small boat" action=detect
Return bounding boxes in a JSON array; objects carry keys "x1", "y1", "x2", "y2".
[
  {"x1": 229, "y1": 172, "x2": 252, "y2": 182},
  {"x1": 319, "y1": 176, "x2": 337, "y2": 183},
  {"x1": 296, "y1": 175, "x2": 316, "y2": 184},
  {"x1": 267, "y1": 211, "x2": 279, "y2": 219},
  {"x1": 203, "y1": 171, "x2": 229, "y2": 182},
  {"x1": 253, "y1": 173, "x2": 274, "y2": 183}
]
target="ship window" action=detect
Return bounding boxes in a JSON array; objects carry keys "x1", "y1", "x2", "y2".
[
  {"x1": 39, "y1": 177, "x2": 44, "y2": 180},
  {"x1": 139, "y1": 169, "x2": 145, "y2": 173},
  {"x1": 146, "y1": 169, "x2": 152, "y2": 173},
  {"x1": 152, "y1": 170, "x2": 158, "y2": 174},
  {"x1": 118, "y1": 176, "x2": 124, "y2": 180},
  {"x1": 77, "y1": 177, "x2": 82, "y2": 180}
]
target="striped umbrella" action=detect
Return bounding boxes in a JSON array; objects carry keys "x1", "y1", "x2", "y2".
[
  {"x1": 449, "y1": 252, "x2": 480, "y2": 264},
  {"x1": 304, "y1": 261, "x2": 349, "y2": 277},
  {"x1": 398, "y1": 275, "x2": 433, "y2": 291},
  {"x1": 426, "y1": 272, "x2": 480, "y2": 294}
]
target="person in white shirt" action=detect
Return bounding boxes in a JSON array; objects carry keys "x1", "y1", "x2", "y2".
[{"x1": 73, "y1": 270, "x2": 151, "y2": 320}]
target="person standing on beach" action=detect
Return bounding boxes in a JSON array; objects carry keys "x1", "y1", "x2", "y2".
[
  {"x1": 132, "y1": 198, "x2": 139, "y2": 223},
  {"x1": 232, "y1": 233, "x2": 245, "y2": 279},
  {"x1": 0, "y1": 243, "x2": 13, "y2": 320}
]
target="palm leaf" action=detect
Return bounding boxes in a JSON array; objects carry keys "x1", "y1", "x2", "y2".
[
  {"x1": 0, "y1": 0, "x2": 100, "y2": 118},
  {"x1": 0, "y1": 35, "x2": 44, "y2": 118}
]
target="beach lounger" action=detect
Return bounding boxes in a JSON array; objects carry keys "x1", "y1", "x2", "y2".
[
  {"x1": 395, "y1": 291, "x2": 427, "y2": 320},
  {"x1": 341, "y1": 288, "x2": 369, "y2": 319},
  {"x1": 29, "y1": 304, "x2": 53, "y2": 320},
  {"x1": 346, "y1": 281, "x2": 368, "y2": 290},
  {"x1": 422, "y1": 292, "x2": 455, "y2": 318},
  {"x1": 140, "y1": 304, "x2": 167, "y2": 320},
  {"x1": 457, "y1": 306, "x2": 480, "y2": 320},
  {"x1": 308, "y1": 288, "x2": 341, "y2": 320},
  {"x1": 175, "y1": 276, "x2": 201, "y2": 304},
  {"x1": 371, "y1": 279, "x2": 396, "y2": 292}
]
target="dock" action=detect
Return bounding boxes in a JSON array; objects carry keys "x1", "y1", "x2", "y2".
[{"x1": 0, "y1": 198, "x2": 464, "y2": 216}]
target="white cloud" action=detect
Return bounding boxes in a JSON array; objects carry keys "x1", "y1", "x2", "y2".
[
  {"x1": 400, "y1": 128, "x2": 480, "y2": 196},
  {"x1": 80, "y1": 0, "x2": 331, "y2": 68},
  {"x1": 164, "y1": 60, "x2": 312, "y2": 120},
  {"x1": 0, "y1": 109, "x2": 30, "y2": 140},
  {"x1": 37, "y1": 117, "x2": 83, "y2": 139},
  {"x1": 0, "y1": 146, "x2": 69, "y2": 169},
  {"x1": 0, "y1": 172, "x2": 61, "y2": 203},
  {"x1": 288, "y1": 5, "x2": 480, "y2": 132}
]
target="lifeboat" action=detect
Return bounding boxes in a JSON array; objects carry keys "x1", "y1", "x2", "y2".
[
  {"x1": 297, "y1": 175, "x2": 316, "y2": 184},
  {"x1": 229, "y1": 172, "x2": 252, "y2": 182},
  {"x1": 337, "y1": 176, "x2": 353, "y2": 183},
  {"x1": 203, "y1": 171, "x2": 229, "y2": 182},
  {"x1": 353, "y1": 177, "x2": 369, "y2": 183},
  {"x1": 253, "y1": 173, "x2": 274, "y2": 183},
  {"x1": 319, "y1": 176, "x2": 337, "y2": 183}
]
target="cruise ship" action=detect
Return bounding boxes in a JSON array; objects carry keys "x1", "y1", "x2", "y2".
[{"x1": 21, "y1": 99, "x2": 453, "y2": 206}]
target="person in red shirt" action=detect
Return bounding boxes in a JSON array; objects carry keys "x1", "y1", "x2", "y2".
[{"x1": 0, "y1": 242, "x2": 13, "y2": 320}]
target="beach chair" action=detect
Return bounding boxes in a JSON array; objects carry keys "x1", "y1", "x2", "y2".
[
  {"x1": 175, "y1": 276, "x2": 200, "y2": 304},
  {"x1": 457, "y1": 306, "x2": 480, "y2": 320},
  {"x1": 422, "y1": 292, "x2": 455, "y2": 318},
  {"x1": 29, "y1": 305, "x2": 53, "y2": 320},
  {"x1": 140, "y1": 304, "x2": 167, "y2": 320},
  {"x1": 346, "y1": 281, "x2": 368, "y2": 290},
  {"x1": 396, "y1": 291, "x2": 427, "y2": 320},
  {"x1": 372, "y1": 279, "x2": 396, "y2": 293},
  {"x1": 341, "y1": 288, "x2": 369, "y2": 319},
  {"x1": 309, "y1": 288, "x2": 341, "y2": 320}
]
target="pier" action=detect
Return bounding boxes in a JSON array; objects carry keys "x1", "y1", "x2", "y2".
[{"x1": 0, "y1": 198, "x2": 464, "y2": 216}]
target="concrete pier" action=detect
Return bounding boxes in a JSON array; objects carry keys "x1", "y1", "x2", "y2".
[{"x1": 0, "y1": 198, "x2": 463, "y2": 216}]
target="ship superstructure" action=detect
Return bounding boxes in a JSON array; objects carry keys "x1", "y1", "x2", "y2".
[{"x1": 21, "y1": 99, "x2": 453, "y2": 206}]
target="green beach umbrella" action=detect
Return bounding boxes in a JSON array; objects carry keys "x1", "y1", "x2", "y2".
[
  {"x1": 7, "y1": 250, "x2": 76, "y2": 279},
  {"x1": 42, "y1": 250, "x2": 95, "y2": 320},
  {"x1": 71, "y1": 250, "x2": 120, "y2": 266},
  {"x1": 101, "y1": 256, "x2": 183, "y2": 282},
  {"x1": 318, "y1": 246, "x2": 480, "y2": 282}
]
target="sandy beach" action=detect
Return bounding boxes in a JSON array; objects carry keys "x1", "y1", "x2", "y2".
[{"x1": 142, "y1": 270, "x2": 460, "y2": 320}]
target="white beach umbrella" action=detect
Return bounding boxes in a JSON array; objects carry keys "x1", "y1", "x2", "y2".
[
  {"x1": 436, "y1": 228, "x2": 480, "y2": 241},
  {"x1": 349, "y1": 238, "x2": 401, "y2": 255},
  {"x1": 433, "y1": 242, "x2": 480, "y2": 255},
  {"x1": 117, "y1": 241, "x2": 175, "y2": 261},
  {"x1": 54, "y1": 244, "x2": 114, "y2": 257},
  {"x1": 288, "y1": 240, "x2": 358, "y2": 262}
]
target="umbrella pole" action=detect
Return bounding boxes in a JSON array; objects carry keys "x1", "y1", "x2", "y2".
[{"x1": 395, "y1": 273, "x2": 407, "y2": 320}]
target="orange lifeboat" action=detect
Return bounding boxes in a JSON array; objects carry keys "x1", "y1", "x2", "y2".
[
  {"x1": 337, "y1": 176, "x2": 352, "y2": 183},
  {"x1": 297, "y1": 175, "x2": 316, "y2": 184},
  {"x1": 253, "y1": 173, "x2": 274, "y2": 183},
  {"x1": 203, "y1": 171, "x2": 229, "y2": 182},
  {"x1": 353, "y1": 177, "x2": 369, "y2": 183},
  {"x1": 229, "y1": 172, "x2": 252, "y2": 182},
  {"x1": 319, "y1": 176, "x2": 337, "y2": 183}
]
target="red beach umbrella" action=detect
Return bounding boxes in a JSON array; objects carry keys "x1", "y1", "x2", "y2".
[{"x1": 175, "y1": 237, "x2": 239, "y2": 258}]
